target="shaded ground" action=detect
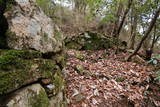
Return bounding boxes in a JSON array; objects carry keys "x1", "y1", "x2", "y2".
[{"x1": 64, "y1": 49, "x2": 160, "y2": 107}]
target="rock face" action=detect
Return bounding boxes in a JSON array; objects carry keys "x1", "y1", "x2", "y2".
[
  {"x1": 3, "y1": 84, "x2": 50, "y2": 107},
  {"x1": 4, "y1": 0, "x2": 63, "y2": 53}
]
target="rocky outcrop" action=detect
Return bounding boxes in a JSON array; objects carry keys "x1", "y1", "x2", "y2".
[
  {"x1": 0, "y1": 0, "x2": 66, "y2": 106},
  {"x1": 4, "y1": 0, "x2": 63, "y2": 53},
  {"x1": 65, "y1": 31, "x2": 114, "y2": 50}
]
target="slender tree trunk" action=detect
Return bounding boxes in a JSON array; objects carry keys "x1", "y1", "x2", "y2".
[
  {"x1": 151, "y1": 34, "x2": 160, "y2": 51},
  {"x1": 115, "y1": 0, "x2": 133, "y2": 38},
  {"x1": 127, "y1": 6, "x2": 160, "y2": 61},
  {"x1": 145, "y1": 26, "x2": 156, "y2": 60},
  {"x1": 155, "y1": 35, "x2": 160, "y2": 43},
  {"x1": 129, "y1": 5, "x2": 137, "y2": 49},
  {"x1": 114, "y1": 0, "x2": 133, "y2": 54},
  {"x1": 146, "y1": 25, "x2": 160, "y2": 60},
  {"x1": 151, "y1": 25, "x2": 157, "y2": 51},
  {"x1": 112, "y1": 3, "x2": 123, "y2": 37}
]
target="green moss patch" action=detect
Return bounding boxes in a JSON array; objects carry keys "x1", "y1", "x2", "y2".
[
  {"x1": 54, "y1": 30, "x2": 63, "y2": 42},
  {"x1": 115, "y1": 77, "x2": 125, "y2": 82},
  {"x1": 53, "y1": 51, "x2": 66, "y2": 69},
  {"x1": 0, "y1": 49, "x2": 42, "y2": 59},
  {"x1": 31, "y1": 89, "x2": 50, "y2": 107},
  {"x1": 0, "y1": 49, "x2": 42, "y2": 70},
  {"x1": 53, "y1": 73, "x2": 65, "y2": 95}
]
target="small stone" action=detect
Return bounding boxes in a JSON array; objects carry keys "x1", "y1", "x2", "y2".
[
  {"x1": 76, "y1": 65, "x2": 84, "y2": 75},
  {"x1": 94, "y1": 89, "x2": 99, "y2": 96},
  {"x1": 46, "y1": 84, "x2": 55, "y2": 90},
  {"x1": 92, "y1": 98, "x2": 98, "y2": 105},
  {"x1": 90, "y1": 85, "x2": 96, "y2": 89},
  {"x1": 74, "y1": 94, "x2": 85, "y2": 102},
  {"x1": 153, "y1": 59, "x2": 158, "y2": 65},
  {"x1": 72, "y1": 88, "x2": 79, "y2": 97}
]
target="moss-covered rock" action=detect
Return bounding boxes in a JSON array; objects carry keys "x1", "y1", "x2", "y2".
[
  {"x1": 49, "y1": 92, "x2": 67, "y2": 107},
  {"x1": 54, "y1": 73, "x2": 65, "y2": 93},
  {"x1": 31, "y1": 88, "x2": 50, "y2": 107},
  {"x1": 0, "y1": 49, "x2": 59, "y2": 95},
  {"x1": 65, "y1": 42, "x2": 82, "y2": 50},
  {"x1": 1, "y1": 84, "x2": 50, "y2": 107},
  {"x1": 52, "y1": 51, "x2": 66, "y2": 69},
  {"x1": 75, "y1": 52, "x2": 85, "y2": 60},
  {"x1": 0, "y1": 49, "x2": 42, "y2": 70},
  {"x1": 76, "y1": 65, "x2": 84, "y2": 75},
  {"x1": 65, "y1": 31, "x2": 114, "y2": 50}
]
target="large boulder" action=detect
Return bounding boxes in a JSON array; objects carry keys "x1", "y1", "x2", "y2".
[
  {"x1": 0, "y1": 84, "x2": 50, "y2": 107},
  {"x1": 3, "y1": 0, "x2": 63, "y2": 53}
]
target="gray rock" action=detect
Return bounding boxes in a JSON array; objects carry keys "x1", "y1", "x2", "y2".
[
  {"x1": 73, "y1": 93, "x2": 85, "y2": 102},
  {"x1": 4, "y1": 0, "x2": 63, "y2": 53},
  {"x1": 4, "y1": 84, "x2": 49, "y2": 107},
  {"x1": 49, "y1": 92, "x2": 66, "y2": 107}
]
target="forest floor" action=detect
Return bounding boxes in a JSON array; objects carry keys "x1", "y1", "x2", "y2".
[{"x1": 64, "y1": 49, "x2": 160, "y2": 107}]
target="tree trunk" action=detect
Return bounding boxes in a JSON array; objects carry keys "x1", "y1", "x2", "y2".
[
  {"x1": 146, "y1": 25, "x2": 160, "y2": 60},
  {"x1": 145, "y1": 26, "x2": 157, "y2": 60},
  {"x1": 115, "y1": 0, "x2": 133, "y2": 38},
  {"x1": 151, "y1": 25, "x2": 157, "y2": 51},
  {"x1": 112, "y1": 3, "x2": 123, "y2": 37},
  {"x1": 127, "y1": 6, "x2": 160, "y2": 61},
  {"x1": 129, "y1": 5, "x2": 137, "y2": 49},
  {"x1": 114, "y1": 0, "x2": 133, "y2": 54}
]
